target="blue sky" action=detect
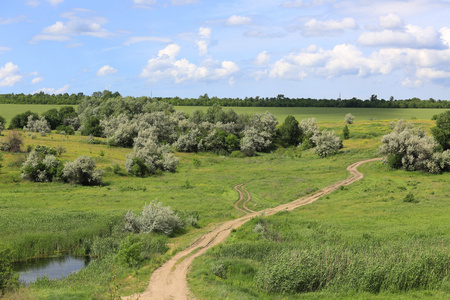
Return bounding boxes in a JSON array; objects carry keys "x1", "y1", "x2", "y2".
[{"x1": 1, "y1": 0, "x2": 450, "y2": 100}]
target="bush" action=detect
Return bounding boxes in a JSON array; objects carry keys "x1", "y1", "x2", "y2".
[
  {"x1": 0, "y1": 247, "x2": 19, "y2": 294},
  {"x1": 82, "y1": 116, "x2": 103, "y2": 137},
  {"x1": 0, "y1": 130, "x2": 23, "y2": 153},
  {"x1": 55, "y1": 125, "x2": 75, "y2": 135},
  {"x1": 311, "y1": 130, "x2": 343, "y2": 158},
  {"x1": 278, "y1": 115, "x2": 302, "y2": 146},
  {"x1": 62, "y1": 155, "x2": 103, "y2": 185},
  {"x1": 345, "y1": 113, "x2": 355, "y2": 124},
  {"x1": 124, "y1": 201, "x2": 184, "y2": 235},
  {"x1": 431, "y1": 110, "x2": 450, "y2": 151},
  {"x1": 23, "y1": 115, "x2": 51, "y2": 135},
  {"x1": 21, "y1": 150, "x2": 62, "y2": 182},
  {"x1": 380, "y1": 120, "x2": 447, "y2": 173}
]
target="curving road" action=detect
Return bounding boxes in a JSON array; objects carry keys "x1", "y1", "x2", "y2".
[{"x1": 123, "y1": 157, "x2": 382, "y2": 300}]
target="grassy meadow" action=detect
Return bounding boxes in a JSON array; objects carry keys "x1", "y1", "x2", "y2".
[{"x1": 0, "y1": 105, "x2": 449, "y2": 299}]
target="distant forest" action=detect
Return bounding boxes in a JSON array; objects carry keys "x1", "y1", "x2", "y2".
[{"x1": 1, "y1": 90, "x2": 450, "y2": 108}]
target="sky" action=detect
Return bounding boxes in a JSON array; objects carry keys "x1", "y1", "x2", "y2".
[{"x1": 1, "y1": 0, "x2": 450, "y2": 100}]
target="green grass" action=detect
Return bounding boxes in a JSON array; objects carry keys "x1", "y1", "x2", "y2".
[
  {"x1": 0, "y1": 104, "x2": 76, "y2": 127},
  {"x1": 0, "y1": 106, "x2": 448, "y2": 299}
]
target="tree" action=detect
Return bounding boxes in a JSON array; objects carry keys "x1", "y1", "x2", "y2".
[
  {"x1": 342, "y1": 125, "x2": 350, "y2": 139},
  {"x1": 81, "y1": 116, "x2": 103, "y2": 137},
  {"x1": 8, "y1": 110, "x2": 38, "y2": 129},
  {"x1": 42, "y1": 108, "x2": 61, "y2": 129},
  {"x1": 431, "y1": 110, "x2": 450, "y2": 151},
  {"x1": 344, "y1": 113, "x2": 355, "y2": 124},
  {"x1": 278, "y1": 115, "x2": 302, "y2": 146},
  {"x1": 23, "y1": 115, "x2": 51, "y2": 134},
  {"x1": 21, "y1": 148, "x2": 62, "y2": 182},
  {"x1": 62, "y1": 155, "x2": 103, "y2": 185}
]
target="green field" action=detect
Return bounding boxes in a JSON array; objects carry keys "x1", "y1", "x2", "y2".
[
  {"x1": 0, "y1": 105, "x2": 449, "y2": 299},
  {"x1": 0, "y1": 104, "x2": 447, "y2": 126}
]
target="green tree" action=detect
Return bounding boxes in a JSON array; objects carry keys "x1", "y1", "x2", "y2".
[
  {"x1": 42, "y1": 108, "x2": 61, "y2": 129},
  {"x1": 8, "y1": 110, "x2": 38, "y2": 129},
  {"x1": 0, "y1": 247, "x2": 19, "y2": 294},
  {"x1": 82, "y1": 116, "x2": 103, "y2": 137},
  {"x1": 278, "y1": 115, "x2": 302, "y2": 146},
  {"x1": 342, "y1": 125, "x2": 350, "y2": 139},
  {"x1": 431, "y1": 110, "x2": 450, "y2": 150}
]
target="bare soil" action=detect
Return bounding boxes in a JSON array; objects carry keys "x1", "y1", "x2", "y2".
[{"x1": 123, "y1": 158, "x2": 382, "y2": 300}]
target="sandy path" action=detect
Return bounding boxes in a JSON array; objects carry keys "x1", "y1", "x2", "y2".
[{"x1": 123, "y1": 157, "x2": 382, "y2": 300}]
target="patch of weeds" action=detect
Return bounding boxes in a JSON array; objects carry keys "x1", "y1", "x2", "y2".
[{"x1": 403, "y1": 192, "x2": 419, "y2": 203}]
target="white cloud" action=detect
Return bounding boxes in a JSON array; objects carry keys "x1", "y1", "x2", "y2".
[
  {"x1": 124, "y1": 36, "x2": 172, "y2": 46},
  {"x1": 402, "y1": 77, "x2": 422, "y2": 88},
  {"x1": 416, "y1": 67, "x2": 450, "y2": 79},
  {"x1": 47, "y1": 0, "x2": 64, "y2": 6},
  {"x1": 228, "y1": 76, "x2": 236, "y2": 86},
  {"x1": 379, "y1": 13, "x2": 404, "y2": 29},
  {"x1": 358, "y1": 25, "x2": 442, "y2": 49},
  {"x1": 141, "y1": 44, "x2": 239, "y2": 83},
  {"x1": 0, "y1": 62, "x2": 23, "y2": 87},
  {"x1": 301, "y1": 17, "x2": 358, "y2": 36},
  {"x1": 26, "y1": 0, "x2": 40, "y2": 7},
  {"x1": 244, "y1": 29, "x2": 286, "y2": 39},
  {"x1": 0, "y1": 46, "x2": 12, "y2": 53},
  {"x1": 31, "y1": 77, "x2": 44, "y2": 84},
  {"x1": 32, "y1": 84, "x2": 70, "y2": 95},
  {"x1": 97, "y1": 65, "x2": 118, "y2": 76},
  {"x1": 134, "y1": 0, "x2": 157, "y2": 5},
  {"x1": 255, "y1": 51, "x2": 270, "y2": 65},
  {"x1": 196, "y1": 27, "x2": 212, "y2": 56},
  {"x1": 440, "y1": 27, "x2": 450, "y2": 47},
  {"x1": 0, "y1": 15, "x2": 27, "y2": 25},
  {"x1": 226, "y1": 15, "x2": 252, "y2": 26},
  {"x1": 31, "y1": 9, "x2": 112, "y2": 43}
]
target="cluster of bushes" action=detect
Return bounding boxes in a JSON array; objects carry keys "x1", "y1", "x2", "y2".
[
  {"x1": 21, "y1": 145, "x2": 103, "y2": 185},
  {"x1": 379, "y1": 116, "x2": 450, "y2": 173}
]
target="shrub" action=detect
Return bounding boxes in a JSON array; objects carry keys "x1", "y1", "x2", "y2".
[
  {"x1": 62, "y1": 155, "x2": 103, "y2": 185},
  {"x1": 82, "y1": 116, "x2": 103, "y2": 137},
  {"x1": 0, "y1": 247, "x2": 19, "y2": 294},
  {"x1": 21, "y1": 150, "x2": 62, "y2": 182},
  {"x1": 124, "y1": 201, "x2": 184, "y2": 235},
  {"x1": 379, "y1": 120, "x2": 446, "y2": 173},
  {"x1": 23, "y1": 115, "x2": 51, "y2": 135},
  {"x1": 403, "y1": 192, "x2": 418, "y2": 203},
  {"x1": 0, "y1": 130, "x2": 23, "y2": 153},
  {"x1": 55, "y1": 125, "x2": 75, "y2": 135},
  {"x1": 311, "y1": 130, "x2": 343, "y2": 158},
  {"x1": 299, "y1": 118, "x2": 320, "y2": 148},
  {"x1": 345, "y1": 113, "x2": 355, "y2": 124}
]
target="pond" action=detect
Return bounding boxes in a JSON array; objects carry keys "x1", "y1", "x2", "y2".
[{"x1": 13, "y1": 254, "x2": 91, "y2": 284}]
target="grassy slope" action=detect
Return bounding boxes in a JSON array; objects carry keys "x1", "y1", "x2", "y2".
[{"x1": 0, "y1": 105, "x2": 448, "y2": 298}]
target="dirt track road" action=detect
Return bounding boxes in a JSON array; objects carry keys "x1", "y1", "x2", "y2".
[{"x1": 123, "y1": 157, "x2": 382, "y2": 300}]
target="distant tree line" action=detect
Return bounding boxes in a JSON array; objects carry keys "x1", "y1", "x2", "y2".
[{"x1": 1, "y1": 91, "x2": 450, "y2": 108}]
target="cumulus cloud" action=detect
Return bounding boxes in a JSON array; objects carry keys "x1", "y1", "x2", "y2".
[
  {"x1": 0, "y1": 62, "x2": 23, "y2": 87},
  {"x1": 379, "y1": 13, "x2": 404, "y2": 29},
  {"x1": 402, "y1": 77, "x2": 422, "y2": 88},
  {"x1": 140, "y1": 44, "x2": 239, "y2": 83},
  {"x1": 31, "y1": 77, "x2": 44, "y2": 84},
  {"x1": 31, "y1": 9, "x2": 112, "y2": 43},
  {"x1": 244, "y1": 29, "x2": 286, "y2": 39},
  {"x1": 32, "y1": 84, "x2": 70, "y2": 95},
  {"x1": 97, "y1": 65, "x2": 118, "y2": 76},
  {"x1": 226, "y1": 15, "x2": 252, "y2": 26},
  {"x1": 196, "y1": 27, "x2": 212, "y2": 56},
  {"x1": 301, "y1": 18, "x2": 358, "y2": 36},
  {"x1": 358, "y1": 24, "x2": 442, "y2": 49},
  {"x1": 255, "y1": 51, "x2": 270, "y2": 65}
]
